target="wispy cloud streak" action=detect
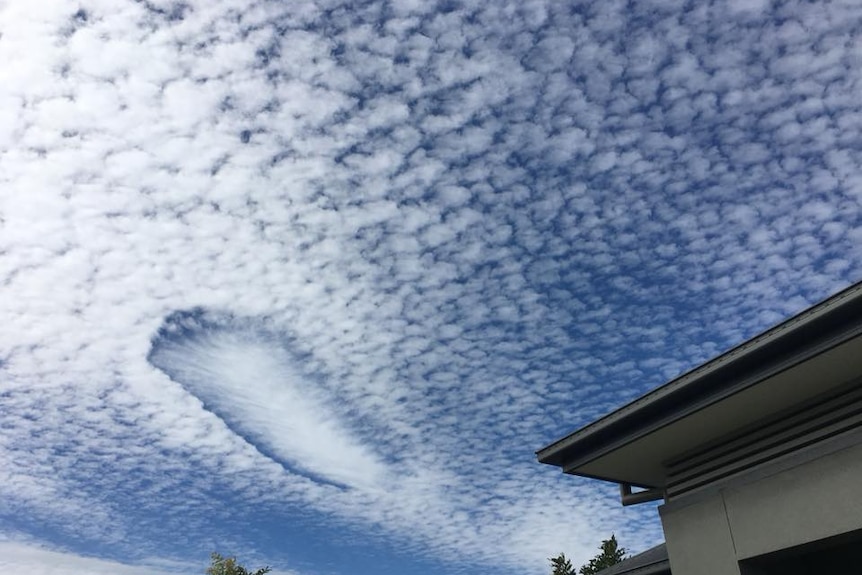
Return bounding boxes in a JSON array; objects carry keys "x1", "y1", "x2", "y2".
[{"x1": 149, "y1": 310, "x2": 390, "y2": 490}]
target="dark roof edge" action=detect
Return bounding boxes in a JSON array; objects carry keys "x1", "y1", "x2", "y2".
[
  {"x1": 596, "y1": 543, "x2": 669, "y2": 575},
  {"x1": 537, "y1": 280, "x2": 862, "y2": 468},
  {"x1": 600, "y1": 561, "x2": 670, "y2": 575}
]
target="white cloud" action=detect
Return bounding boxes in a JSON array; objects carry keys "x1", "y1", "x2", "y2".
[
  {"x1": 0, "y1": 0, "x2": 860, "y2": 574},
  {"x1": 149, "y1": 325, "x2": 390, "y2": 490},
  {"x1": 726, "y1": 0, "x2": 772, "y2": 18},
  {"x1": 0, "y1": 541, "x2": 190, "y2": 575},
  {"x1": 0, "y1": 540, "x2": 299, "y2": 575}
]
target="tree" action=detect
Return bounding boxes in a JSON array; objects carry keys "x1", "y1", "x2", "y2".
[
  {"x1": 578, "y1": 535, "x2": 627, "y2": 575},
  {"x1": 549, "y1": 552, "x2": 576, "y2": 575},
  {"x1": 206, "y1": 552, "x2": 271, "y2": 575}
]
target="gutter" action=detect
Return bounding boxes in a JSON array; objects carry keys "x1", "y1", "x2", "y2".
[{"x1": 619, "y1": 483, "x2": 664, "y2": 506}]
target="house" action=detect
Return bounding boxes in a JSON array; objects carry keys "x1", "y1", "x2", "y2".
[{"x1": 537, "y1": 281, "x2": 862, "y2": 575}]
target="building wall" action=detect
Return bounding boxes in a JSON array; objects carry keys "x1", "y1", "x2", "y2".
[{"x1": 658, "y1": 440, "x2": 862, "y2": 575}]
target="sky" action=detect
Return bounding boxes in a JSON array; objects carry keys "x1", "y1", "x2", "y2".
[{"x1": 0, "y1": 0, "x2": 860, "y2": 574}]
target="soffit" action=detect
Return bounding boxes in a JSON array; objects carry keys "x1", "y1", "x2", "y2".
[{"x1": 568, "y1": 333, "x2": 862, "y2": 488}]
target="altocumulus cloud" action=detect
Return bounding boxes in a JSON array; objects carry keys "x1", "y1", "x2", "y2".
[
  {"x1": 0, "y1": 0, "x2": 860, "y2": 574},
  {"x1": 0, "y1": 539, "x2": 193, "y2": 575},
  {"x1": 149, "y1": 309, "x2": 392, "y2": 490},
  {"x1": 0, "y1": 537, "x2": 296, "y2": 575}
]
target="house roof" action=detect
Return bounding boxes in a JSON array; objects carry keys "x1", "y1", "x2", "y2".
[
  {"x1": 537, "y1": 280, "x2": 862, "y2": 488},
  {"x1": 596, "y1": 543, "x2": 669, "y2": 575}
]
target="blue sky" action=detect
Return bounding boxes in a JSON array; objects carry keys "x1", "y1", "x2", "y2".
[{"x1": 0, "y1": 0, "x2": 860, "y2": 574}]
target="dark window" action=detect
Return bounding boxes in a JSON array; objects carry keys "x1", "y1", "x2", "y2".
[{"x1": 740, "y1": 529, "x2": 862, "y2": 575}]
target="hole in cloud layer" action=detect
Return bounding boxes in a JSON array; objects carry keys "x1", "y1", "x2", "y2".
[{"x1": 147, "y1": 309, "x2": 389, "y2": 490}]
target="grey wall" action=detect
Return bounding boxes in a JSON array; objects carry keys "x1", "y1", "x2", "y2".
[{"x1": 658, "y1": 441, "x2": 862, "y2": 575}]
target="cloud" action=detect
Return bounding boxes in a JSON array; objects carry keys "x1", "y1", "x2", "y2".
[
  {"x1": 0, "y1": 0, "x2": 860, "y2": 574},
  {"x1": 0, "y1": 539, "x2": 298, "y2": 575},
  {"x1": 0, "y1": 540, "x2": 192, "y2": 575},
  {"x1": 148, "y1": 310, "x2": 390, "y2": 490}
]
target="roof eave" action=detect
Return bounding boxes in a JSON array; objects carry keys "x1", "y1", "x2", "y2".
[{"x1": 538, "y1": 281, "x2": 862, "y2": 471}]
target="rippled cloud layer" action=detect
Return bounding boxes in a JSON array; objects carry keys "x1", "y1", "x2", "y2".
[{"x1": 0, "y1": 0, "x2": 860, "y2": 574}]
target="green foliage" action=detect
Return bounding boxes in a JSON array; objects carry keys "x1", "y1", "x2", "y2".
[
  {"x1": 577, "y1": 535, "x2": 627, "y2": 575},
  {"x1": 206, "y1": 552, "x2": 271, "y2": 575},
  {"x1": 549, "y1": 552, "x2": 576, "y2": 575}
]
